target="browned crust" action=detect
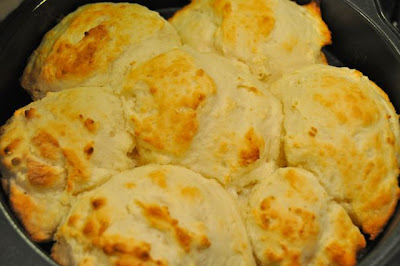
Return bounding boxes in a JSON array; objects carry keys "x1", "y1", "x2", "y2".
[
  {"x1": 9, "y1": 184, "x2": 50, "y2": 242},
  {"x1": 305, "y1": 1, "x2": 332, "y2": 46}
]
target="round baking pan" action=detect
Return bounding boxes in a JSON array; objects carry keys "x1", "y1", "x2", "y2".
[{"x1": 0, "y1": 0, "x2": 399, "y2": 265}]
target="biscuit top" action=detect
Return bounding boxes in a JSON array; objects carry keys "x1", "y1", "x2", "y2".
[
  {"x1": 245, "y1": 167, "x2": 365, "y2": 266},
  {"x1": 121, "y1": 46, "x2": 282, "y2": 189},
  {"x1": 0, "y1": 88, "x2": 135, "y2": 241},
  {"x1": 22, "y1": 3, "x2": 181, "y2": 99},
  {"x1": 170, "y1": 0, "x2": 331, "y2": 81},
  {"x1": 270, "y1": 64, "x2": 400, "y2": 238},
  {"x1": 52, "y1": 164, "x2": 256, "y2": 266}
]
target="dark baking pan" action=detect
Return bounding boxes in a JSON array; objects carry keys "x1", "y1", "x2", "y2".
[{"x1": 0, "y1": 0, "x2": 399, "y2": 265}]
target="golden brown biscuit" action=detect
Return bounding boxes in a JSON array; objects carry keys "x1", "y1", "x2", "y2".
[
  {"x1": 245, "y1": 167, "x2": 366, "y2": 266},
  {"x1": 270, "y1": 64, "x2": 400, "y2": 239},
  {"x1": 22, "y1": 3, "x2": 181, "y2": 99},
  {"x1": 170, "y1": 0, "x2": 331, "y2": 81},
  {"x1": 0, "y1": 88, "x2": 135, "y2": 241},
  {"x1": 52, "y1": 164, "x2": 256, "y2": 266},
  {"x1": 121, "y1": 46, "x2": 282, "y2": 190}
]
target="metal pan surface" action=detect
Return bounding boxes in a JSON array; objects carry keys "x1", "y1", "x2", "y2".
[{"x1": 0, "y1": 0, "x2": 399, "y2": 265}]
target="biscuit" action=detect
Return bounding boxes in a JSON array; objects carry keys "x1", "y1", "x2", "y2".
[
  {"x1": 51, "y1": 164, "x2": 256, "y2": 266},
  {"x1": 245, "y1": 167, "x2": 366, "y2": 266},
  {"x1": 170, "y1": 0, "x2": 331, "y2": 81},
  {"x1": 22, "y1": 3, "x2": 181, "y2": 99},
  {"x1": 121, "y1": 46, "x2": 282, "y2": 190},
  {"x1": 270, "y1": 64, "x2": 400, "y2": 239},
  {"x1": 0, "y1": 88, "x2": 135, "y2": 241}
]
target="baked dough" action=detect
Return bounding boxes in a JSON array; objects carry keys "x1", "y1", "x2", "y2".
[
  {"x1": 170, "y1": 0, "x2": 331, "y2": 82},
  {"x1": 52, "y1": 164, "x2": 256, "y2": 266},
  {"x1": 22, "y1": 3, "x2": 181, "y2": 100},
  {"x1": 121, "y1": 46, "x2": 282, "y2": 190},
  {"x1": 0, "y1": 88, "x2": 135, "y2": 241},
  {"x1": 245, "y1": 167, "x2": 366, "y2": 266},
  {"x1": 270, "y1": 64, "x2": 400, "y2": 239}
]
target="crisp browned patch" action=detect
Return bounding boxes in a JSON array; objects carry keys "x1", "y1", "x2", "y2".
[
  {"x1": 84, "y1": 118, "x2": 97, "y2": 133},
  {"x1": 148, "y1": 170, "x2": 167, "y2": 188},
  {"x1": 67, "y1": 214, "x2": 80, "y2": 227},
  {"x1": 239, "y1": 128, "x2": 263, "y2": 166},
  {"x1": 31, "y1": 130, "x2": 61, "y2": 161},
  {"x1": 9, "y1": 184, "x2": 48, "y2": 242},
  {"x1": 63, "y1": 149, "x2": 89, "y2": 192},
  {"x1": 91, "y1": 197, "x2": 107, "y2": 210},
  {"x1": 11, "y1": 157, "x2": 22, "y2": 166},
  {"x1": 308, "y1": 126, "x2": 318, "y2": 137},
  {"x1": 43, "y1": 24, "x2": 111, "y2": 81},
  {"x1": 24, "y1": 108, "x2": 37, "y2": 119},
  {"x1": 2, "y1": 138, "x2": 22, "y2": 156},
  {"x1": 84, "y1": 142, "x2": 95, "y2": 158},
  {"x1": 137, "y1": 201, "x2": 194, "y2": 252},
  {"x1": 125, "y1": 49, "x2": 216, "y2": 156},
  {"x1": 27, "y1": 159, "x2": 59, "y2": 187},
  {"x1": 305, "y1": 1, "x2": 332, "y2": 46},
  {"x1": 82, "y1": 216, "x2": 109, "y2": 238},
  {"x1": 92, "y1": 235, "x2": 167, "y2": 266}
]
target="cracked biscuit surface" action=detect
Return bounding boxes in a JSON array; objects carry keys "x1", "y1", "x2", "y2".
[
  {"x1": 52, "y1": 164, "x2": 256, "y2": 266},
  {"x1": 170, "y1": 0, "x2": 331, "y2": 82},
  {"x1": 270, "y1": 64, "x2": 400, "y2": 239},
  {"x1": 22, "y1": 3, "x2": 181, "y2": 100},
  {"x1": 0, "y1": 88, "x2": 135, "y2": 241}
]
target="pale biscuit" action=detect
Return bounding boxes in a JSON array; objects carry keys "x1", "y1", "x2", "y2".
[
  {"x1": 22, "y1": 3, "x2": 181, "y2": 100},
  {"x1": 121, "y1": 46, "x2": 282, "y2": 190},
  {"x1": 270, "y1": 64, "x2": 400, "y2": 239},
  {"x1": 0, "y1": 88, "x2": 135, "y2": 241},
  {"x1": 170, "y1": 0, "x2": 331, "y2": 82},
  {"x1": 51, "y1": 164, "x2": 256, "y2": 266},
  {"x1": 245, "y1": 167, "x2": 366, "y2": 266}
]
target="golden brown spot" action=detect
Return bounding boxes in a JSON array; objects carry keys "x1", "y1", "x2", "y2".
[
  {"x1": 2, "y1": 138, "x2": 22, "y2": 156},
  {"x1": 83, "y1": 216, "x2": 109, "y2": 238},
  {"x1": 199, "y1": 235, "x2": 211, "y2": 249},
  {"x1": 24, "y1": 108, "x2": 37, "y2": 119},
  {"x1": 68, "y1": 215, "x2": 80, "y2": 227},
  {"x1": 387, "y1": 137, "x2": 395, "y2": 145},
  {"x1": 137, "y1": 202, "x2": 194, "y2": 252},
  {"x1": 31, "y1": 131, "x2": 61, "y2": 161},
  {"x1": 308, "y1": 126, "x2": 318, "y2": 137},
  {"x1": 124, "y1": 182, "x2": 136, "y2": 189},
  {"x1": 63, "y1": 149, "x2": 89, "y2": 192},
  {"x1": 180, "y1": 186, "x2": 201, "y2": 199},
  {"x1": 91, "y1": 197, "x2": 107, "y2": 210},
  {"x1": 148, "y1": 170, "x2": 167, "y2": 188},
  {"x1": 149, "y1": 87, "x2": 157, "y2": 94},
  {"x1": 27, "y1": 159, "x2": 58, "y2": 187},
  {"x1": 239, "y1": 128, "x2": 263, "y2": 166},
  {"x1": 196, "y1": 69, "x2": 204, "y2": 77},
  {"x1": 84, "y1": 142, "x2": 94, "y2": 158},
  {"x1": 11, "y1": 157, "x2": 21, "y2": 166},
  {"x1": 84, "y1": 118, "x2": 97, "y2": 133}
]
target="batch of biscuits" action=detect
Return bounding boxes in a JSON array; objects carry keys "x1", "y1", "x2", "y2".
[{"x1": 0, "y1": 0, "x2": 398, "y2": 265}]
